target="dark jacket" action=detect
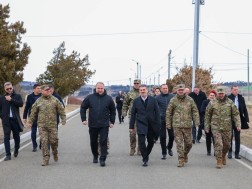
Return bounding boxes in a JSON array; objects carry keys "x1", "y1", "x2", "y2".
[
  {"x1": 130, "y1": 95, "x2": 161, "y2": 135},
  {"x1": 23, "y1": 92, "x2": 41, "y2": 119},
  {"x1": 155, "y1": 93, "x2": 174, "y2": 121},
  {"x1": 115, "y1": 94, "x2": 124, "y2": 109},
  {"x1": 0, "y1": 91, "x2": 23, "y2": 131},
  {"x1": 228, "y1": 93, "x2": 249, "y2": 129},
  {"x1": 80, "y1": 90, "x2": 116, "y2": 128}
]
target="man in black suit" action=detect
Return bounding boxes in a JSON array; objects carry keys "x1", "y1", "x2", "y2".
[
  {"x1": 228, "y1": 85, "x2": 249, "y2": 159},
  {"x1": 0, "y1": 82, "x2": 23, "y2": 161},
  {"x1": 130, "y1": 84, "x2": 161, "y2": 166}
]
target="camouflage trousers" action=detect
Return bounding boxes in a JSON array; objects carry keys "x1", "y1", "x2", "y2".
[
  {"x1": 212, "y1": 130, "x2": 231, "y2": 160},
  {"x1": 39, "y1": 127, "x2": 58, "y2": 161},
  {"x1": 174, "y1": 128, "x2": 192, "y2": 160},
  {"x1": 98, "y1": 135, "x2": 110, "y2": 155},
  {"x1": 129, "y1": 122, "x2": 140, "y2": 151}
]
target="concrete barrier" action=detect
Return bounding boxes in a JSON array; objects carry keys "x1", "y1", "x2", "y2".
[{"x1": 0, "y1": 108, "x2": 80, "y2": 156}]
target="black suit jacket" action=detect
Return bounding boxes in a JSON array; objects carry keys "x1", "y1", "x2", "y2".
[
  {"x1": 130, "y1": 95, "x2": 161, "y2": 135},
  {"x1": 228, "y1": 93, "x2": 249, "y2": 129}
]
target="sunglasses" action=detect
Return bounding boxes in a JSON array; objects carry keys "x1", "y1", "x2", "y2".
[
  {"x1": 134, "y1": 83, "x2": 140, "y2": 84},
  {"x1": 5, "y1": 88, "x2": 13, "y2": 91}
]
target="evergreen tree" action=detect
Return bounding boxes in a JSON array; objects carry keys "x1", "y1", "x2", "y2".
[
  {"x1": 0, "y1": 4, "x2": 31, "y2": 94},
  {"x1": 37, "y1": 42, "x2": 95, "y2": 97}
]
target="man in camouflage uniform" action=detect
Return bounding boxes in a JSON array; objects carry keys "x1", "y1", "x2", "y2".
[
  {"x1": 28, "y1": 85, "x2": 66, "y2": 166},
  {"x1": 122, "y1": 79, "x2": 141, "y2": 156},
  {"x1": 166, "y1": 84, "x2": 199, "y2": 167},
  {"x1": 205, "y1": 86, "x2": 241, "y2": 169}
]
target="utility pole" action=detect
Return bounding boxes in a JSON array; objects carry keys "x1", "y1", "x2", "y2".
[
  {"x1": 192, "y1": 0, "x2": 204, "y2": 90},
  {"x1": 168, "y1": 50, "x2": 172, "y2": 79},
  {"x1": 247, "y1": 49, "x2": 250, "y2": 101},
  {"x1": 136, "y1": 62, "x2": 139, "y2": 79},
  {"x1": 140, "y1": 65, "x2": 142, "y2": 81}
]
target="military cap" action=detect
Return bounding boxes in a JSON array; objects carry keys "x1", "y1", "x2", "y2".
[
  {"x1": 133, "y1": 79, "x2": 141, "y2": 84},
  {"x1": 40, "y1": 85, "x2": 50, "y2": 90},
  {"x1": 216, "y1": 86, "x2": 226, "y2": 93},
  {"x1": 176, "y1": 84, "x2": 185, "y2": 90}
]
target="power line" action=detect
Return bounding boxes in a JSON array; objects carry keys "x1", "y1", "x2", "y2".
[
  {"x1": 23, "y1": 29, "x2": 193, "y2": 38},
  {"x1": 202, "y1": 30, "x2": 252, "y2": 35}
]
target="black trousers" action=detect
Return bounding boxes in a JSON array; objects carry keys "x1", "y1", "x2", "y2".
[
  {"x1": 138, "y1": 126, "x2": 155, "y2": 163},
  {"x1": 160, "y1": 120, "x2": 174, "y2": 155},
  {"x1": 3, "y1": 118, "x2": 20, "y2": 156},
  {"x1": 229, "y1": 124, "x2": 240, "y2": 155},
  {"x1": 89, "y1": 126, "x2": 109, "y2": 161},
  {"x1": 206, "y1": 129, "x2": 214, "y2": 153},
  {"x1": 116, "y1": 108, "x2": 123, "y2": 123}
]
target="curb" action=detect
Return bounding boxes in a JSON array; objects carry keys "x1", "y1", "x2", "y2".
[{"x1": 0, "y1": 108, "x2": 80, "y2": 156}]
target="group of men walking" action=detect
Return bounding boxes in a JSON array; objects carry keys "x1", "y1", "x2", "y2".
[{"x1": 0, "y1": 80, "x2": 249, "y2": 169}]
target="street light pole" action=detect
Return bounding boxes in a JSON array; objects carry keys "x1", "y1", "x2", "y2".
[{"x1": 192, "y1": 0, "x2": 204, "y2": 90}]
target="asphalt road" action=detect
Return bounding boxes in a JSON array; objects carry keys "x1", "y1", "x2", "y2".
[{"x1": 0, "y1": 115, "x2": 252, "y2": 189}]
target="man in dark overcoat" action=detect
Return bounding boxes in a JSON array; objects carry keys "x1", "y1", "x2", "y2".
[{"x1": 130, "y1": 84, "x2": 161, "y2": 166}]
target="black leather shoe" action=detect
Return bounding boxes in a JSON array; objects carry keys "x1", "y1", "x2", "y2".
[
  {"x1": 228, "y1": 152, "x2": 232, "y2": 159},
  {"x1": 207, "y1": 152, "x2": 211, "y2": 156},
  {"x1": 168, "y1": 149, "x2": 173, "y2": 156},
  {"x1": 32, "y1": 148, "x2": 37, "y2": 152},
  {"x1": 161, "y1": 155, "x2": 166, "y2": 160},
  {"x1": 142, "y1": 161, "x2": 148, "y2": 167},
  {"x1": 235, "y1": 155, "x2": 241, "y2": 159},
  {"x1": 100, "y1": 160, "x2": 106, "y2": 167},
  {"x1": 192, "y1": 139, "x2": 195, "y2": 144},
  {"x1": 4, "y1": 156, "x2": 11, "y2": 161},
  {"x1": 196, "y1": 139, "x2": 200, "y2": 143},
  {"x1": 93, "y1": 157, "x2": 98, "y2": 163},
  {"x1": 14, "y1": 149, "x2": 19, "y2": 157}
]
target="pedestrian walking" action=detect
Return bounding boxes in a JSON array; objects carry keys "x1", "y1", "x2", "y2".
[
  {"x1": 205, "y1": 86, "x2": 241, "y2": 169},
  {"x1": 28, "y1": 85, "x2": 66, "y2": 166},
  {"x1": 122, "y1": 79, "x2": 141, "y2": 156},
  {"x1": 130, "y1": 84, "x2": 161, "y2": 166},
  {"x1": 155, "y1": 84, "x2": 174, "y2": 159},
  {"x1": 228, "y1": 85, "x2": 249, "y2": 159},
  {"x1": 23, "y1": 83, "x2": 41, "y2": 152},
  {"x1": 166, "y1": 84, "x2": 199, "y2": 167},
  {"x1": 115, "y1": 91, "x2": 124, "y2": 124},
  {"x1": 0, "y1": 82, "x2": 24, "y2": 161},
  {"x1": 80, "y1": 82, "x2": 116, "y2": 167},
  {"x1": 200, "y1": 89, "x2": 216, "y2": 156}
]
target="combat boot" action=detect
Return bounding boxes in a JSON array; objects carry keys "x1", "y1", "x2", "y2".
[
  {"x1": 184, "y1": 153, "x2": 188, "y2": 163},
  {"x1": 53, "y1": 154, "x2": 58, "y2": 162},
  {"x1": 41, "y1": 159, "x2": 49, "y2": 166},
  {"x1": 216, "y1": 159, "x2": 222, "y2": 169},
  {"x1": 222, "y1": 155, "x2": 226, "y2": 165},
  {"x1": 130, "y1": 148, "x2": 135, "y2": 156},
  {"x1": 177, "y1": 159, "x2": 185, "y2": 167}
]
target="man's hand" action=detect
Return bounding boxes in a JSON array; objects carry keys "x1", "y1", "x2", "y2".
[
  {"x1": 82, "y1": 121, "x2": 87, "y2": 125},
  {"x1": 23, "y1": 119, "x2": 27, "y2": 124},
  {"x1": 237, "y1": 127, "x2": 241, "y2": 132},
  {"x1": 26, "y1": 122, "x2": 32, "y2": 128},
  {"x1": 129, "y1": 129, "x2": 135, "y2": 133},
  {"x1": 62, "y1": 122, "x2": 66, "y2": 126},
  {"x1": 109, "y1": 124, "x2": 114, "y2": 128},
  {"x1": 5, "y1": 95, "x2": 11, "y2": 101},
  {"x1": 205, "y1": 129, "x2": 209, "y2": 133}
]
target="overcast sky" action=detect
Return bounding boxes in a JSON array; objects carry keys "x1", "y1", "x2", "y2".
[{"x1": 2, "y1": 0, "x2": 252, "y2": 85}]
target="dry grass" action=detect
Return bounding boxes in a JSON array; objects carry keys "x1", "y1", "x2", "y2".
[{"x1": 0, "y1": 104, "x2": 80, "y2": 144}]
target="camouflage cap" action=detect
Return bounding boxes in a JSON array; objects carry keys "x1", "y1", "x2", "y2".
[
  {"x1": 216, "y1": 86, "x2": 226, "y2": 93},
  {"x1": 40, "y1": 85, "x2": 50, "y2": 90},
  {"x1": 133, "y1": 79, "x2": 141, "y2": 84},
  {"x1": 176, "y1": 84, "x2": 185, "y2": 90}
]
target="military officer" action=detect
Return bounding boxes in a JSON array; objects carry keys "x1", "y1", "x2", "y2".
[
  {"x1": 122, "y1": 79, "x2": 141, "y2": 156},
  {"x1": 166, "y1": 84, "x2": 199, "y2": 167},
  {"x1": 28, "y1": 85, "x2": 66, "y2": 166},
  {"x1": 205, "y1": 86, "x2": 241, "y2": 169}
]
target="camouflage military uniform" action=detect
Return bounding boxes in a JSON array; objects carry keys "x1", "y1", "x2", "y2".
[
  {"x1": 166, "y1": 84, "x2": 199, "y2": 167},
  {"x1": 205, "y1": 89, "x2": 240, "y2": 168},
  {"x1": 29, "y1": 86, "x2": 66, "y2": 166},
  {"x1": 122, "y1": 82, "x2": 140, "y2": 155}
]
